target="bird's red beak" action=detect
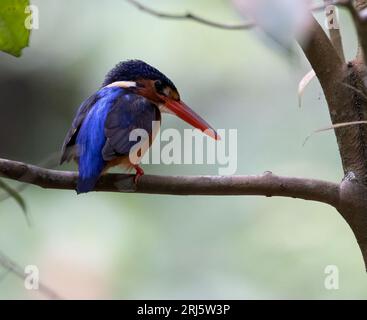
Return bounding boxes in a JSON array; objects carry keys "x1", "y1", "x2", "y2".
[{"x1": 162, "y1": 97, "x2": 220, "y2": 140}]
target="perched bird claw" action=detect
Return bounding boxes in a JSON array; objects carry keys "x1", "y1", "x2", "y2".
[{"x1": 133, "y1": 165, "x2": 144, "y2": 184}]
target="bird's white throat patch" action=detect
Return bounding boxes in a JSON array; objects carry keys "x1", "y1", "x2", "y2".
[{"x1": 106, "y1": 81, "x2": 137, "y2": 89}]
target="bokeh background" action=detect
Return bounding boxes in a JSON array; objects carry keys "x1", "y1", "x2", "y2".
[{"x1": 0, "y1": 0, "x2": 366, "y2": 299}]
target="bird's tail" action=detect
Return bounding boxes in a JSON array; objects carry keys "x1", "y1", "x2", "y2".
[
  {"x1": 76, "y1": 174, "x2": 101, "y2": 194},
  {"x1": 76, "y1": 148, "x2": 105, "y2": 194}
]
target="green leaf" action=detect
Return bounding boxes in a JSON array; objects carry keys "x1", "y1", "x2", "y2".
[
  {"x1": 0, "y1": 179, "x2": 29, "y2": 225},
  {"x1": 0, "y1": 0, "x2": 31, "y2": 57}
]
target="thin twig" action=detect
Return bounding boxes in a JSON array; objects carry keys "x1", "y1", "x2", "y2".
[
  {"x1": 303, "y1": 120, "x2": 367, "y2": 146},
  {"x1": 298, "y1": 69, "x2": 316, "y2": 108},
  {"x1": 0, "y1": 251, "x2": 62, "y2": 299},
  {"x1": 125, "y1": 0, "x2": 253, "y2": 30},
  {"x1": 125, "y1": 0, "x2": 349, "y2": 31}
]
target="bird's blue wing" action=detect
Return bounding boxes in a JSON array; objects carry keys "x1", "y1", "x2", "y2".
[
  {"x1": 74, "y1": 87, "x2": 159, "y2": 194},
  {"x1": 102, "y1": 93, "x2": 160, "y2": 161},
  {"x1": 75, "y1": 87, "x2": 123, "y2": 193}
]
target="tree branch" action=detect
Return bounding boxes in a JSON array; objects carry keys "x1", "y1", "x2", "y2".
[
  {"x1": 298, "y1": 15, "x2": 367, "y2": 185},
  {"x1": 0, "y1": 158, "x2": 340, "y2": 207},
  {"x1": 299, "y1": 15, "x2": 344, "y2": 89},
  {"x1": 125, "y1": 0, "x2": 254, "y2": 30},
  {"x1": 125, "y1": 0, "x2": 349, "y2": 31}
]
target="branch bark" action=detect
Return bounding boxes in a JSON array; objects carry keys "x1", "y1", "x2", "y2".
[
  {"x1": 298, "y1": 12, "x2": 367, "y2": 269},
  {"x1": 0, "y1": 158, "x2": 340, "y2": 207},
  {"x1": 299, "y1": 15, "x2": 367, "y2": 184}
]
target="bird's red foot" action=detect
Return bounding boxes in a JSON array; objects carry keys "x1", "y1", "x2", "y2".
[{"x1": 133, "y1": 165, "x2": 144, "y2": 184}]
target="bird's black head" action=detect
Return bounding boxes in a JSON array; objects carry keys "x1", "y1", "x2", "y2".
[
  {"x1": 103, "y1": 60, "x2": 179, "y2": 100},
  {"x1": 102, "y1": 60, "x2": 220, "y2": 141}
]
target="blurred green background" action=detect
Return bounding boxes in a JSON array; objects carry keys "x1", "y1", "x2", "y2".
[{"x1": 1, "y1": 0, "x2": 366, "y2": 299}]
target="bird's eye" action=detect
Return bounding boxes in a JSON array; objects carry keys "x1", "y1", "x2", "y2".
[{"x1": 154, "y1": 80, "x2": 164, "y2": 94}]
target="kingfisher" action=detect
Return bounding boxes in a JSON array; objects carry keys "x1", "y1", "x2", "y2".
[{"x1": 61, "y1": 60, "x2": 219, "y2": 194}]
